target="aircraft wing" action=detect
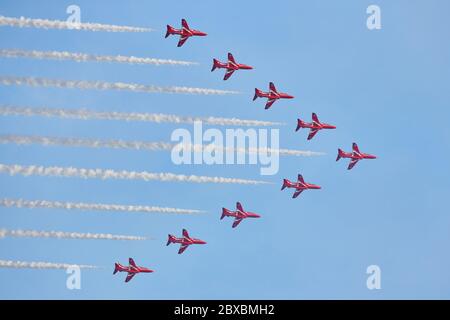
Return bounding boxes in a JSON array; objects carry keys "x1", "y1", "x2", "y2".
[
  {"x1": 348, "y1": 159, "x2": 359, "y2": 170},
  {"x1": 177, "y1": 35, "x2": 189, "y2": 47},
  {"x1": 312, "y1": 112, "x2": 320, "y2": 123},
  {"x1": 182, "y1": 229, "x2": 190, "y2": 238},
  {"x1": 223, "y1": 69, "x2": 235, "y2": 80},
  {"x1": 227, "y1": 53, "x2": 236, "y2": 64},
  {"x1": 292, "y1": 189, "x2": 304, "y2": 198},
  {"x1": 128, "y1": 258, "x2": 137, "y2": 268},
  {"x1": 307, "y1": 129, "x2": 319, "y2": 140},
  {"x1": 269, "y1": 82, "x2": 278, "y2": 94},
  {"x1": 181, "y1": 19, "x2": 190, "y2": 30},
  {"x1": 125, "y1": 272, "x2": 136, "y2": 283},
  {"x1": 232, "y1": 217, "x2": 243, "y2": 228},
  {"x1": 178, "y1": 244, "x2": 189, "y2": 254},
  {"x1": 297, "y1": 174, "x2": 305, "y2": 184},
  {"x1": 352, "y1": 143, "x2": 361, "y2": 154},
  {"x1": 265, "y1": 99, "x2": 276, "y2": 109},
  {"x1": 236, "y1": 202, "x2": 244, "y2": 212}
]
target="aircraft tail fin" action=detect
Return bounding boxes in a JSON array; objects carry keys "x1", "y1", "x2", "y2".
[
  {"x1": 336, "y1": 148, "x2": 344, "y2": 161},
  {"x1": 113, "y1": 263, "x2": 121, "y2": 275},
  {"x1": 211, "y1": 59, "x2": 220, "y2": 72},
  {"x1": 221, "y1": 208, "x2": 231, "y2": 220},
  {"x1": 296, "y1": 119, "x2": 306, "y2": 132},
  {"x1": 253, "y1": 88, "x2": 262, "y2": 101},
  {"x1": 281, "y1": 179, "x2": 290, "y2": 190},
  {"x1": 167, "y1": 234, "x2": 176, "y2": 246},
  {"x1": 165, "y1": 25, "x2": 175, "y2": 38}
]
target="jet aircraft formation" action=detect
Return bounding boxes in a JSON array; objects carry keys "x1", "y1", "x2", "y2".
[{"x1": 114, "y1": 19, "x2": 377, "y2": 282}]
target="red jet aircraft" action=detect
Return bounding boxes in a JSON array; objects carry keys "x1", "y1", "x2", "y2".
[
  {"x1": 296, "y1": 113, "x2": 336, "y2": 140},
  {"x1": 221, "y1": 202, "x2": 261, "y2": 228},
  {"x1": 281, "y1": 174, "x2": 321, "y2": 198},
  {"x1": 336, "y1": 142, "x2": 377, "y2": 170},
  {"x1": 113, "y1": 258, "x2": 154, "y2": 283},
  {"x1": 253, "y1": 82, "x2": 294, "y2": 109},
  {"x1": 211, "y1": 53, "x2": 253, "y2": 80},
  {"x1": 167, "y1": 229, "x2": 207, "y2": 254},
  {"x1": 165, "y1": 19, "x2": 207, "y2": 47}
]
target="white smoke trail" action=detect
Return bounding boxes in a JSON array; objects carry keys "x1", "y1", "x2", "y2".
[
  {"x1": 0, "y1": 15, "x2": 152, "y2": 32},
  {"x1": 0, "y1": 49, "x2": 198, "y2": 67},
  {"x1": 0, "y1": 76, "x2": 239, "y2": 95},
  {"x1": 0, "y1": 229, "x2": 146, "y2": 241},
  {"x1": 0, "y1": 134, "x2": 324, "y2": 157},
  {"x1": 0, "y1": 164, "x2": 269, "y2": 185},
  {"x1": 0, "y1": 198, "x2": 204, "y2": 215},
  {"x1": 0, "y1": 105, "x2": 283, "y2": 127},
  {"x1": 0, "y1": 259, "x2": 98, "y2": 270}
]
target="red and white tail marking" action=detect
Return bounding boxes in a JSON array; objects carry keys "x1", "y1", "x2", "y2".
[
  {"x1": 113, "y1": 263, "x2": 121, "y2": 275},
  {"x1": 336, "y1": 148, "x2": 344, "y2": 161},
  {"x1": 253, "y1": 88, "x2": 263, "y2": 101},
  {"x1": 296, "y1": 119, "x2": 304, "y2": 132},
  {"x1": 165, "y1": 25, "x2": 175, "y2": 38},
  {"x1": 221, "y1": 208, "x2": 232, "y2": 220},
  {"x1": 281, "y1": 179, "x2": 290, "y2": 190},
  {"x1": 167, "y1": 234, "x2": 176, "y2": 246},
  {"x1": 211, "y1": 59, "x2": 220, "y2": 72}
]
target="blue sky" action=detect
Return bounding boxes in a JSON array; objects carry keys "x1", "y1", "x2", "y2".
[{"x1": 0, "y1": 0, "x2": 449, "y2": 299}]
